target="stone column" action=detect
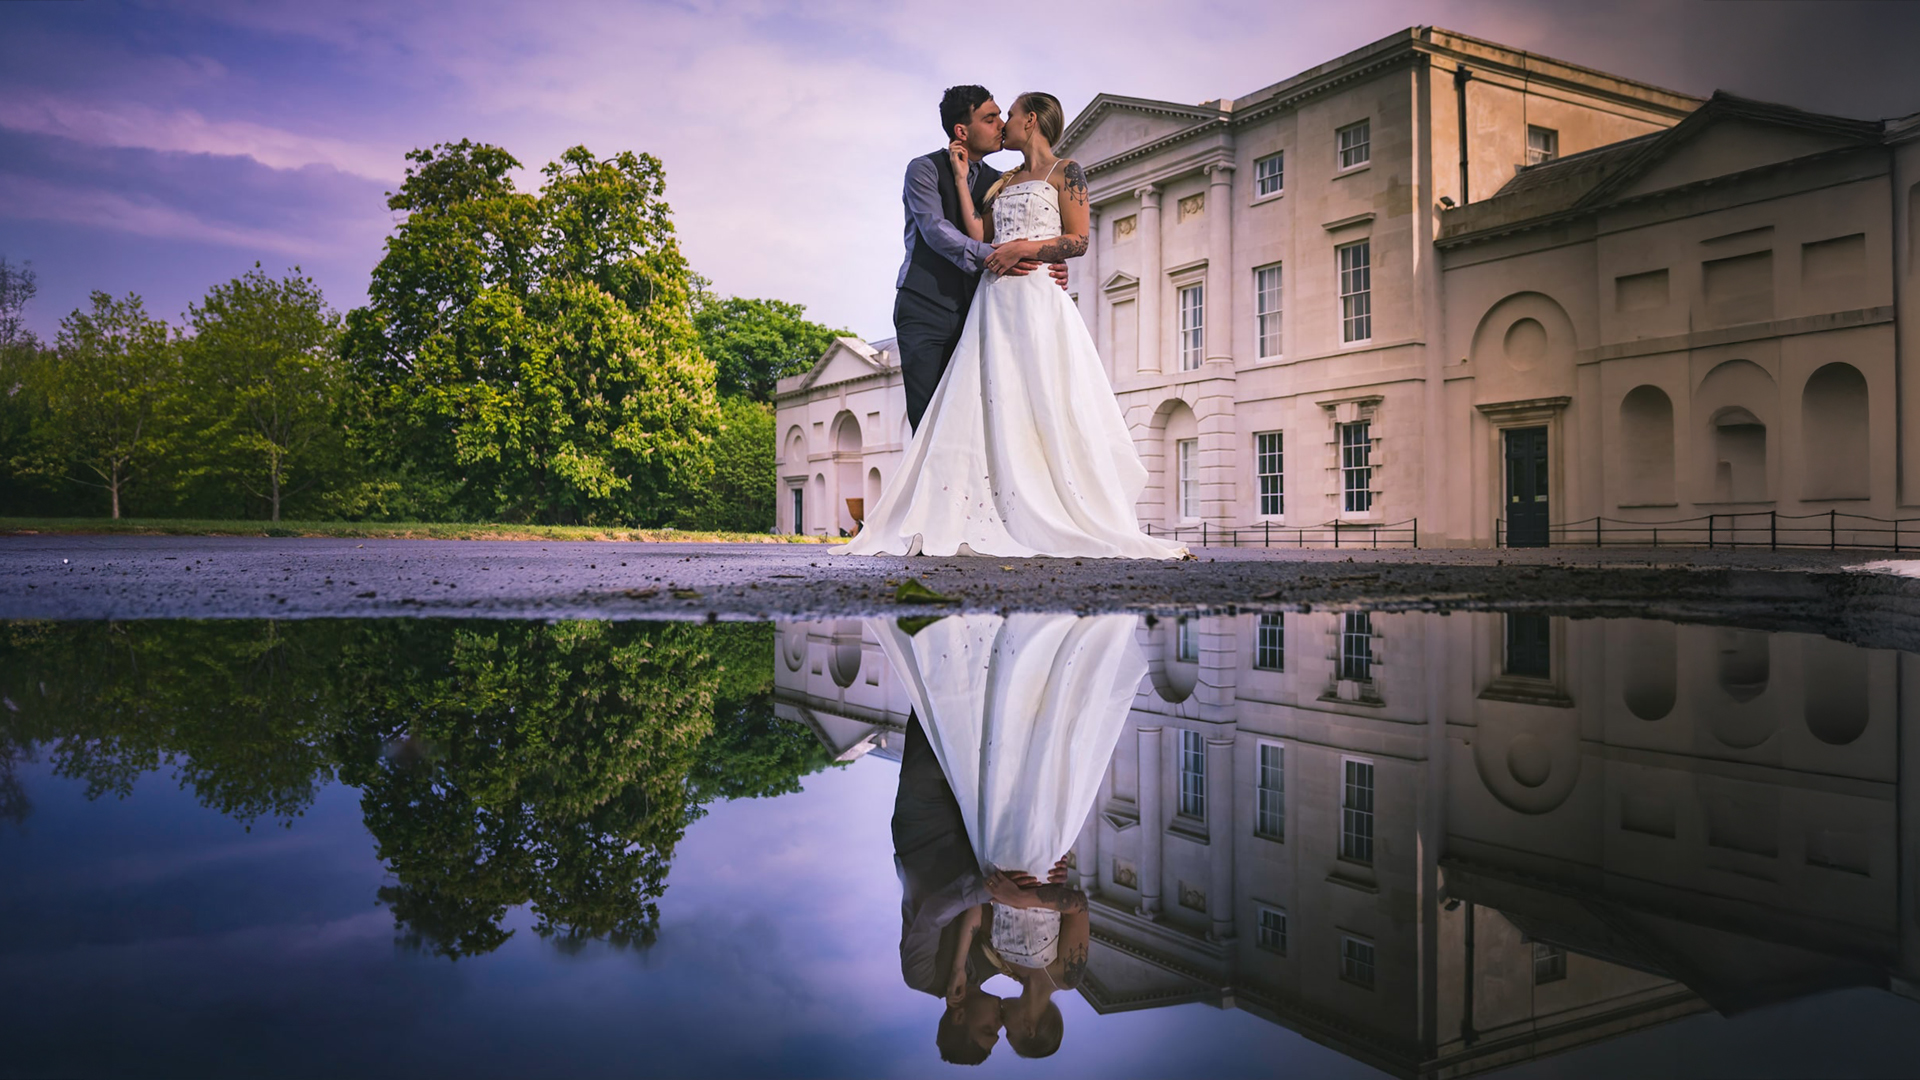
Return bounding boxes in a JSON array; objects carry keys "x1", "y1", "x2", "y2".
[
  {"x1": 1204, "y1": 163, "x2": 1235, "y2": 365},
  {"x1": 1076, "y1": 798, "x2": 1100, "y2": 896},
  {"x1": 1206, "y1": 732, "x2": 1236, "y2": 941},
  {"x1": 1137, "y1": 724, "x2": 1163, "y2": 918},
  {"x1": 1086, "y1": 207, "x2": 1107, "y2": 376},
  {"x1": 1135, "y1": 186, "x2": 1162, "y2": 375}
]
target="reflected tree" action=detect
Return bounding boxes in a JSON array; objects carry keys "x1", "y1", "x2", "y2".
[{"x1": 0, "y1": 618, "x2": 825, "y2": 958}]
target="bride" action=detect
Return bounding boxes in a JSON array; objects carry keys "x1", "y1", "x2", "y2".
[{"x1": 840, "y1": 92, "x2": 1189, "y2": 560}]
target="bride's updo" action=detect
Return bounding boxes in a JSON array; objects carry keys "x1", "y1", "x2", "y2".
[{"x1": 1015, "y1": 92, "x2": 1066, "y2": 147}]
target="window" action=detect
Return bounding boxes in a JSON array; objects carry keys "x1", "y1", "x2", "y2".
[
  {"x1": 1340, "y1": 758, "x2": 1375, "y2": 864},
  {"x1": 1255, "y1": 151, "x2": 1285, "y2": 197},
  {"x1": 1505, "y1": 613, "x2": 1551, "y2": 679},
  {"x1": 1339, "y1": 240, "x2": 1371, "y2": 342},
  {"x1": 1177, "y1": 438, "x2": 1198, "y2": 519},
  {"x1": 1341, "y1": 936, "x2": 1377, "y2": 988},
  {"x1": 1178, "y1": 283, "x2": 1205, "y2": 369},
  {"x1": 1256, "y1": 430, "x2": 1283, "y2": 516},
  {"x1": 1176, "y1": 617, "x2": 1198, "y2": 663},
  {"x1": 1527, "y1": 125, "x2": 1559, "y2": 165},
  {"x1": 1338, "y1": 121, "x2": 1371, "y2": 169},
  {"x1": 1255, "y1": 264, "x2": 1283, "y2": 358},
  {"x1": 1179, "y1": 729, "x2": 1206, "y2": 819},
  {"x1": 1257, "y1": 907, "x2": 1289, "y2": 954},
  {"x1": 1340, "y1": 612, "x2": 1373, "y2": 683},
  {"x1": 1255, "y1": 613, "x2": 1284, "y2": 671},
  {"x1": 790, "y1": 486, "x2": 805, "y2": 535},
  {"x1": 1256, "y1": 741, "x2": 1285, "y2": 839},
  {"x1": 1532, "y1": 941, "x2": 1567, "y2": 984},
  {"x1": 1340, "y1": 421, "x2": 1373, "y2": 513}
]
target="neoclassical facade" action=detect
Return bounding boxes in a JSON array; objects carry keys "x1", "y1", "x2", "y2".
[
  {"x1": 772, "y1": 612, "x2": 1920, "y2": 1077},
  {"x1": 772, "y1": 336, "x2": 906, "y2": 536},
  {"x1": 1055, "y1": 26, "x2": 1920, "y2": 546}
]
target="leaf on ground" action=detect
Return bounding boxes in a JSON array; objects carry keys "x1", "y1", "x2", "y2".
[
  {"x1": 622, "y1": 587, "x2": 659, "y2": 599},
  {"x1": 671, "y1": 588, "x2": 702, "y2": 600},
  {"x1": 898, "y1": 615, "x2": 946, "y2": 636},
  {"x1": 895, "y1": 579, "x2": 955, "y2": 604}
]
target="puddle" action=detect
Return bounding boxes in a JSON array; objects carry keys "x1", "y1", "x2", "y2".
[{"x1": 2, "y1": 614, "x2": 1916, "y2": 1077}]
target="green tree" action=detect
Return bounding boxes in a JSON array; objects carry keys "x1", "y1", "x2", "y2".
[
  {"x1": 183, "y1": 266, "x2": 347, "y2": 521},
  {"x1": 343, "y1": 141, "x2": 719, "y2": 524},
  {"x1": 38, "y1": 292, "x2": 180, "y2": 518},
  {"x1": 692, "y1": 294, "x2": 849, "y2": 403},
  {"x1": 681, "y1": 394, "x2": 774, "y2": 532},
  {"x1": 0, "y1": 255, "x2": 60, "y2": 517}
]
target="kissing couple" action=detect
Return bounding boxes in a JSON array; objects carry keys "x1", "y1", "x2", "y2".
[{"x1": 838, "y1": 86, "x2": 1188, "y2": 561}]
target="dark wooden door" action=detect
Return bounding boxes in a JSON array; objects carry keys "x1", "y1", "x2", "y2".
[{"x1": 1505, "y1": 426, "x2": 1549, "y2": 547}]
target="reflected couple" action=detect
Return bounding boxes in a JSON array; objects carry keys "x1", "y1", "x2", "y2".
[{"x1": 877, "y1": 613, "x2": 1142, "y2": 1063}]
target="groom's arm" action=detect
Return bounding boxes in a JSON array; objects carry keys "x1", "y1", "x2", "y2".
[{"x1": 905, "y1": 156, "x2": 995, "y2": 275}]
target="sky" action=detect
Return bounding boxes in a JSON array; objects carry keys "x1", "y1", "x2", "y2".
[{"x1": 2, "y1": 0, "x2": 1918, "y2": 345}]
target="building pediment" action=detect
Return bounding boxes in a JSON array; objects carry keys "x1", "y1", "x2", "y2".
[
  {"x1": 781, "y1": 336, "x2": 895, "y2": 396},
  {"x1": 1102, "y1": 271, "x2": 1141, "y2": 293},
  {"x1": 1058, "y1": 94, "x2": 1226, "y2": 168},
  {"x1": 1580, "y1": 92, "x2": 1884, "y2": 207}
]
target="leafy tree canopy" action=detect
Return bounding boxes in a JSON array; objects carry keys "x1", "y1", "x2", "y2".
[{"x1": 692, "y1": 292, "x2": 850, "y2": 403}]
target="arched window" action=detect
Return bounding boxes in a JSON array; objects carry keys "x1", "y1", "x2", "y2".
[
  {"x1": 1696, "y1": 359, "x2": 1775, "y2": 503},
  {"x1": 1800, "y1": 363, "x2": 1869, "y2": 500},
  {"x1": 1619, "y1": 386, "x2": 1675, "y2": 505},
  {"x1": 1803, "y1": 636, "x2": 1869, "y2": 745},
  {"x1": 1622, "y1": 620, "x2": 1676, "y2": 720}
]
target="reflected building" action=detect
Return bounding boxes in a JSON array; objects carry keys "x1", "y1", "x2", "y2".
[{"x1": 776, "y1": 612, "x2": 1920, "y2": 1078}]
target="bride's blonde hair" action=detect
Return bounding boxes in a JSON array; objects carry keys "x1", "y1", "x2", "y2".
[{"x1": 982, "y1": 92, "x2": 1067, "y2": 205}]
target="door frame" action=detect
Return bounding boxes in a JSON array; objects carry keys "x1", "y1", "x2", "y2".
[{"x1": 1475, "y1": 397, "x2": 1570, "y2": 548}]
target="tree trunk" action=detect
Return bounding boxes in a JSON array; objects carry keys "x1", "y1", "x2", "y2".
[
  {"x1": 270, "y1": 459, "x2": 281, "y2": 522},
  {"x1": 110, "y1": 467, "x2": 121, "y2": 520}
]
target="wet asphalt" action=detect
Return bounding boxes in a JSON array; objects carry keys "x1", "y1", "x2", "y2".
[{"x1": 5, "y1": 535, "x2": 1920, "y2": 651}]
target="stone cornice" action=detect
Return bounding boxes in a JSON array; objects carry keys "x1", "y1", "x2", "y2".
[{"x1": 772, "y1": 366, "x2": 899, "y2": 405}]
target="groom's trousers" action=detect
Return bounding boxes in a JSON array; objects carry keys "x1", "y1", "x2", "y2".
[{"x1": 894, "y1": 287, "x2": 971, "y2": 434}]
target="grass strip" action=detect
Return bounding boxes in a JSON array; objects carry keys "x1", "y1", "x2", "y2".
[{"x1": 0, "y1": 517, "x2": 845, "y2": 544}]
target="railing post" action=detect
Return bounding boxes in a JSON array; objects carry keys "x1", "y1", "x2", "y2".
[
  {"x1": 1653, "y1": 527, "x2": 1659, "y2": 547},
  {"x1": 1830, "y1": 509, "x2": 1837, "y2": 551},
  {"x1": 1708, "y1": 514, "x2": 1714, "y2": 550},
  {"x1": 1770, "y1": 510, "x2": 1777, "y2": 551},
  {"x1": 1265, "y1": 519, "x2": 1270, "y2": 548},
  {"x1": 1897, "y1": 518, "x2": 1902, "y2": 554},
  {"x1": 1596, "y1": 517, "x2": 1602, "y2": 549},
  {"x1": 1413, "y1": 517, "x2": 1420, "y2": 550},
  {"x1": 1373, "y1": 526, "x2": 1379, "y2": 550},
  {"x1": 1334, "y1": 523, "x2": 1340, "y2": 549},
  {"x1": 1496, "y1": 518, "x2": 1502, "y2": 548},
  {"x1": 1202, "y1": 521, "x2": 1207, "y2": 547}
]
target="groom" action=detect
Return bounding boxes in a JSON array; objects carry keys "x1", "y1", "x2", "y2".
[{"x1": 895, "y1": 85, "x2": 1070, "y2": 432}]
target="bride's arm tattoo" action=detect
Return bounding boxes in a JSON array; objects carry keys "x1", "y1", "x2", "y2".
[{"x1": 1033, "y1": 161, "x2": 1091, "y2": 261}]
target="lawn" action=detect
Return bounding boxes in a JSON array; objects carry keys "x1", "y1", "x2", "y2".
[{"x1": 0, "y1": 518, "x2": 842, "y2": 543}]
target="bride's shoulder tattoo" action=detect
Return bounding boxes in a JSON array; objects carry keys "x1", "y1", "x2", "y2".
[{"x1": 1064, "y1": 161, "x2": 1088, "y2": 207}]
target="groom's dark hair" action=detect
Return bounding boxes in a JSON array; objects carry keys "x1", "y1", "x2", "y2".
[{"x1": 940, "y1": 85, "x2": 994, "y2": 140}]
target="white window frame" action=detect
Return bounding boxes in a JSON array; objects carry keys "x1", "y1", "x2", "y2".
[
  {"x1": 1337, "y1": 120, "x2": 1371, "y2": 170},
  {"x1": 1178, "y1": 728, "x2": 1207, "y2": 820},
  {"x1": 1177, "y1": 438, "x2": 1198, "y2": 520},
  {"x1": 1255, "y1": 738, "x2": 1285, "y2": 840},
  {"x1": 1338, "y1": 240, "x2": 1371, "y2": 344},
  {"x1": 1339, "y1": 611, "x2": 1374, "y2": 683},
  {"x1": 1256, "y1": 905, "x2": 1289, "y2": 955},
  {"x1": 789, "y1": 484, "x2": 806, "y2": 535},
  {"x1": 1254, "y1": 151, "x2": 1284, "y2": 198},
  {"x1": 1255, "y1": 430, "x2": 1283, "y2": 517},
  {"x1": 1178, "y1": 282, "x2": 1205, "y2": 370},
  {"x1": 1340, "y1": 934, "x2": 1377, "y2": 989},
  {"x1": 1527, "y1": 125, "x2": 1559, "y2": 166},
  {"x1": 1532, "y1": 941, "x2": 1567, "y2": 984},
  {"x1": 1254, "y1": 263, "x2": 1283, "y2": 359},
  {"x1": 1176, "y1": 616, "x2": 1198, "y2": 663},
  {"x1": 1340, "y1": 421, "x2": 1373, "y2": 514},
  {"x1": 1339, "y1": 755, "x2": 1375, "y2": 866},
  {"x1": 1254, "y1": 613, "x2": 1284, "y2": 672}
]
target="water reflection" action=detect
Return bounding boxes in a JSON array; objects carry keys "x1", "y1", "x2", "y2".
[
  {"x1": 777, "y1": 611, "x2": 1920, "y2": 1078},
  {"x1": 0, "y1": 620, "x2": 829, "y2": 958}
]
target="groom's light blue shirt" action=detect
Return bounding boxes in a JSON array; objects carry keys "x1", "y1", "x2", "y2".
[{"x1": 896, "y1": 154, "x2": 997, "y2": 290}]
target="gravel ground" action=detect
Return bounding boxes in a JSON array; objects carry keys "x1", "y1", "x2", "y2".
[{"x1": 6, "y1": 534, "x2": 1920, "y2": 650}]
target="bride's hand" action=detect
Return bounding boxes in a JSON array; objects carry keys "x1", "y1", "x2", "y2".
[
  {"x1": 985, "y1": 240, "x2": 1039, "y2": 276},
  {"x1": 948, "y1": 139, "x2": 970, "y2": 179}
]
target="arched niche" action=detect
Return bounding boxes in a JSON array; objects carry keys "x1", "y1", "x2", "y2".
[
  {"x1": 1695, "y1": 359, "x2": 1775, "y2": 503},
  {"x1": 828, "y1": 619, "x2": 864, "y2": 688},
  {"x1": 1802, "y1": 636, "x2": 1869, "y2": 745},
  {"x1": 1711, "y1": 628, "x2": 1776, "y2": 749},
  {"x1": 782, "y1": 625, "x2": 807, "y2": 672},
  {"x1": 1619, "y1": 385, "x2": 1676, "y2": 505},
  {"x1": 1469, "y1": 292, "x2": 1578, "y2": 376},
  {"x1": 832, "y1": 412, "x2": 863, "y2": 535},
  {"x1": 783, "y1": 425, "x2": 808, "y2": 467},
  {"x1": 1143, "y1": 619, "x2": 1196, "y2": 704},
  {"x1": 1800, "y1": 362, "x2": 1870, "y2": 500},
  {"x1": 1621, "y1": 620, "x2": 1677, "y2": 721}
]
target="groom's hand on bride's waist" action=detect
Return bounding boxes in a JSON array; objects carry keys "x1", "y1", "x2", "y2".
[
  {"x1": 1047, "y1": 262, "x2": 1069, "y2": 291},
  {"x1": 992, "y1": 259, "x2": 1071, "y2": 291}
]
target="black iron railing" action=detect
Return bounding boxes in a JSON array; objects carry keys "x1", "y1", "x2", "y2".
[
  {"x1": 1145, "y1": 518, "x2": 1419, "y2": 549},
  {"x1": 1497, "y1": 509, "x2": 1920, "y2": 551}
]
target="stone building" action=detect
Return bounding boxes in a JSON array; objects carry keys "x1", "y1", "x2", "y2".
[
  {"x1": 772, "y1": 613, "x2": 1920, "y2": 1076},
  {"x1": 1053, "y1": 26, "x2": 1920, "y2": 546},
  {"x1": 771, "y1": 336, "x2": 904, "y2": 537}
]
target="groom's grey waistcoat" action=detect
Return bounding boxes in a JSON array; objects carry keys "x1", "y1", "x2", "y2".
[{"x1": 899, "y1": 150, "x2": 1000, "y2": 312}]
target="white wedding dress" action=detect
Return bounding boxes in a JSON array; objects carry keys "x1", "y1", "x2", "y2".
[
  {"x1": 872, "y1": 613, "x2": 1144, "y2": 883},
  {"x1": 840, "y1": 177, "x2": 1188, "y2": 559}
]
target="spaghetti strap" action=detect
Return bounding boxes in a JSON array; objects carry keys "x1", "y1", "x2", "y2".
[{"x1": 1041, "y1": 159, "x2": 1060, "y2": 183}]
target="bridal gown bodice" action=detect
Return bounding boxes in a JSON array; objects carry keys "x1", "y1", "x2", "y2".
[
  {"x1": 989, "y1": 179, "x2": 1063, "y2": 244},
  {"x1": 838, "y1": 166, "x2": 1188, "y2": 560}
]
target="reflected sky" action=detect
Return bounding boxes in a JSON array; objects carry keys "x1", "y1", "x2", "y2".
[{"x1": 2, "y1": 616, "x2": 1918, "y2": 1078}]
